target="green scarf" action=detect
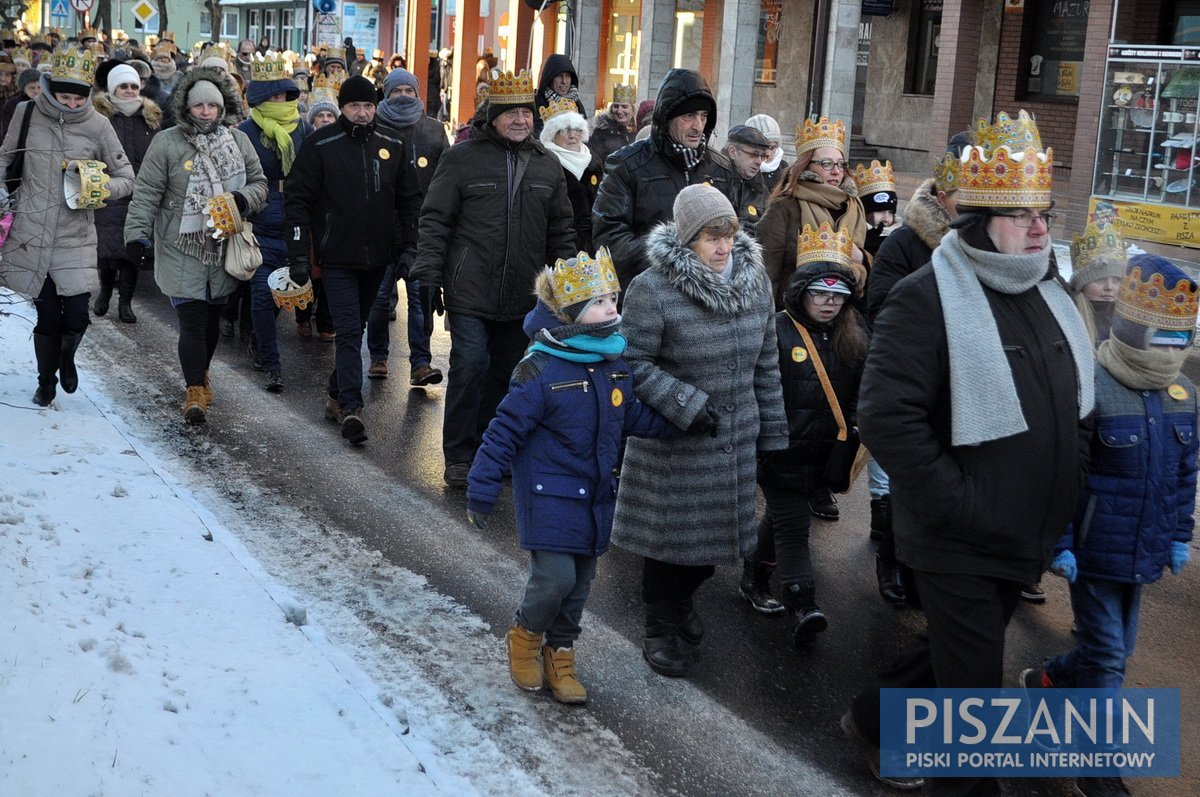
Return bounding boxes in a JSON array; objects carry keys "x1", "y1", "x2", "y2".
[{"x1": 250, "y1": 100, "x2": 299, "y2": 176}]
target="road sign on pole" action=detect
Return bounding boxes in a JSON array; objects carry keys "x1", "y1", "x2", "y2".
[
  {"x1": 50, "y1": 0, "x2": 69, "y2": 17},
  {"x1": 69, "y1": 0, "x2": 94, "y2": 13},
  {"x1": 131, "y1": 0, "x2": 157, "y2": 25}
]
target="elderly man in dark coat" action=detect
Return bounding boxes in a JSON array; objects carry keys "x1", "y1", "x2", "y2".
[{"x1": 721, "y1": 124, "x2": 772, "y2": 237}]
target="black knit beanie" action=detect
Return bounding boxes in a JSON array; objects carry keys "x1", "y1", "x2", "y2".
[{"x1": 338, "y1": 75, "x2": 377, "y2": 107}]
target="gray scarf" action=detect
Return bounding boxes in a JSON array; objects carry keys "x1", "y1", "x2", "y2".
[{"x1": 932, "y1": 229, "x2": 1094, "y2": 446}]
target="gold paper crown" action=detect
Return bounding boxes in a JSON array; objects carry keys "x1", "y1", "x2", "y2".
[
  {"x1": 1116, "y1": 265, "x2": 1200, "y2": 331},
  {"x1": 78, "y1": 27, "x2": 98, "y2": 41},
  {"x1": 488, "y1": 69, "x2": 535, "y2": 105},
  {"x1": 613, "y1": 83, "x2": 636, "y2": 105},
  {"x1": 152, "y1": 39, "x2": 178, "y2": 58},
  {"x1": 933, "y1": 151, "x2": 960, "y2": 193},
  {"x1": 551, "y1": 247, "x2": 621, "y2": 306},
  {"x1": 198, "y1": 42, "x2": 233, "y2": 65},
  {"x1": 309, "y1": 87, "x2": 337, "y2": 107},
  {"x1": 956, "y1": 145, "x2": 1054, "y2": 209},
  {"x1": 63, "y1": 159, "x2": 110, "y2": 210},
  {"x1": 313, "y1": 72, "x2": 343, "y2": 93},
  {"x1": 323, "y1": 46, "x2": 346, "y2": 63},
  {"x1": 160, "y1": 32, "x2": 177, "y2": 43},
  {"x1": 972, "y1": 109, "x2": 1042, "y2": 154},
  {"x1": 1070, "y1": 223, "x2": 1126, "y2": 275},
  {"x1": 251, "y1": 51, "x2": 292, "y2": 82},
  {"x1": 10, "y1": 46, "x2": 31, "y2": 64},
  {"x1": 51, "y1": 46, "x2": 96, "y2": 85},
  {"x1": 795, "y1": 116, "x2": 845, "y2": 157},
  {"x1": 538, "y1": 94, "x2": 578, "y2": 122},
  {"x1": 112, "y1": 30, "x2": 128, "y2": 44},
  {"x1": 796, "y1": 222, "x2": 854, "y2": 269},
  {"x1": 854, "y1": 160, "x2": 895, "y2": 196}
]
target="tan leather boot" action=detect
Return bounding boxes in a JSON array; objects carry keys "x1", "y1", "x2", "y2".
[
  {"x1": 182, "y1": 386, "x2": 208, "y2": 425},
  {"x1": 505, "y1": 625, "x2": 543, "y2": 691},
  {"x1": 542, "y1": 645, "x2": 587, "y2": 704},
  {"x1": 202, "y1": 371, "x2": 213, "y2": 406}
]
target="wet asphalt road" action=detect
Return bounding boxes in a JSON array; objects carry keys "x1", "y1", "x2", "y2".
[{"x1": 78, "y1": 279, "x2": 1199, "y2": 797}]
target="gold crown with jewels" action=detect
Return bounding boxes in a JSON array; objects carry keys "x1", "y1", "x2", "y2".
[
  {"x1": 1071, "y1": 222, "x2": 1126, "y2": 275},
  {"x1": 78, "y1": 27, "x2": 99, "y2": 41},
  {"x1": 552, "y1": 247, "x2": 621, "y2": 305},
  {"x1": 488, "y1": 69, "x2": 535, "y2": 106},
  {"x1": 973, "y1": 109, "x2": 1043, "y2": 153},
  {"x1": 51, "y1": 45, "x2": 97, "y2": 84},
  {"x1": 955, "y1": 110, "x2": 1053, "y2": 209},
  {"x1": 1116, "y1": 265, "x2": 1200, "y2": 331},
  {"x1": 612, "y1": 83, "x2": 636, "y2": 105},
  {"x1": 934, "y1": 151, "x2": 960, "y2": 193},
  {"x1": 10, "y1": 46, "x2": 31, "y2": 64},
  {"x1": 854, "y1": 160, "x2": 895, "y2": 196},
  {"x1": 538, "y1": 94, "x2": 578, "y2": 122},
  {"x1": 198, "y1": 42, "x2": 234, "y2": 66},
  {"x1": 796, "y1": 222, "x2": 853, "y2": 269},
  {"x1": 313, "y1": 72, "x2": 343, "y2": 93},
  {"x1": 251, "y1": 50, "x2": 293, "y2": 81},
  {"x1": 795, "y1": 116, "x2": 845, "y2": 157}
]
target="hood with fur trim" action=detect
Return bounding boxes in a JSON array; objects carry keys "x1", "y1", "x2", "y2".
[
  {"x1": 170, "y1": 67, "x2": 245, "y2": 135},
  {"x1": 539, "y1": 109, "x2": 589, "y2": 145},
  {"x1": 92, "y1": 91, "x2": 163, "y2": 130},
  {"x1": 902, "y1": 177, "x2": 952, "y2": 250},
  {"x1": 533, "y1": 267, "x2": 566, "y2": 320},
  {"x1": 644, "y1": 223, "x2": 770, "y2": 316}
]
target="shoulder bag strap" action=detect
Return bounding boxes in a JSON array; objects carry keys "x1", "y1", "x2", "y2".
[{"x1": 790, "y1": 313, "x2": 849, "y2": 442}]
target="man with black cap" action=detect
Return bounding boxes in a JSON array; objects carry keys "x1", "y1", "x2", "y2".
[
  {"x1": 592, "y1": 68, "x2": 733, "y2": 286},
  {"x1": 721, "y1": 123, "x2": 772, "y2": 237},
  {"x1": 284, "y1": 74, "x2": 422, "y2": 444},
  {"x1": 410, "y1": 68, "x2": 575, "y2": 487}
]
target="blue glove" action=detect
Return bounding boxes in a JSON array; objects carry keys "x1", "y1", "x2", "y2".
[
  {"x1": 467, "y1": 508, "x2": 489, "y2": 530},
  {"x1": 1051, "y1": 550, "x2": 1077, "y2": 584},
  {"x1": 1170, "y1": 541, "x2": 1190, "y2": 575}
]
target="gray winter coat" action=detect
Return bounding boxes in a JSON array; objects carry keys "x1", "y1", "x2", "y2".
[
  {"x1": 124, "y1": 69, "x2": 268, "y2": 301},
  {"x1": 611, "y1": 224, "x2": 788, "y2": 566},
  {"x1": 0, "y1": 86, "x2": 136, "y2": 298}
]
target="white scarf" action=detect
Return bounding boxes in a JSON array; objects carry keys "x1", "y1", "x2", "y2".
[
  {"x1": 112, "y1": 96, "x2": 143, "y2": 116},
  {"x1": 543, "y1": 140, "x2": 593, "y2": 181},
  {"x1": 760, "y1": 147, "x2": 784, "y2": 174}
]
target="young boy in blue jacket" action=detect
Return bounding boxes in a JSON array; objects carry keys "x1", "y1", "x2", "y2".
[
  {"x1": 466, "y1": 248, "x2": 682, "y2": 704},
  {"x1": 1025, "y1": 255, "x2": 1197, "y2": 797}
]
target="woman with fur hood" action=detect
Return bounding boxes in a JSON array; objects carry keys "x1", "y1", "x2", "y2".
[
  {"x1": 124, "y1": 68, "x2": 268, "y2": 425},
  {"x1": 612, "y1": 184, "x2": 788, "y2": 679},
  {"x1": 539, "y1": 102, "x2": 603, "y2": 253},
  {"x1": 92, "y1": 62, "x2": 164, "y2": 324}
]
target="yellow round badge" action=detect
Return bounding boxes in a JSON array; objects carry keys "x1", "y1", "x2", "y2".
[
  {"x1": 748, "y1": 205, "x2": 758, "y2": 217},
  {"x1": 417, "y1": 156, "x2": 428, "y2": 168},
  {"x1": 1168, "y1": 384, "x2": 1189, "y2": 400},
  {"x1": 791, "y1": 346, "x2": 808, "y2": 363},
  {"x1": 183, "y1": 160, "x2": 194, "y2": 172},
  {"x1": 611, "y1": 387, "x2": 624, "y2": 407},
  {"x1": 379, "y1": 149, "x2": 390, "y2": 160},
  {"x1": 590, "y1": 174, "x2": 599, "y2": 186}
]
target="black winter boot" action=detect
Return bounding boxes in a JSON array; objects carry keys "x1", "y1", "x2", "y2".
[
  {"x1": 117, "y1": 268, "x2": 138, "y2": 323},
  {"x1": 58, "y1": 331, "x2": 84, "y2": 393},
  {"x1": 739, "y1": 560, "x2": 785, "y2": 615},
  {"x1": 93, "y1": 267, "x2": 115, "y2": 316},
  {"x1": 869, "y1": 495, "x2": 891, "y2": 541},
  {"x1": 782, "y1": 583, "x2": 828, "y2": 648},
  {"x1": 32, "y1": 333, "x2": 58, "y2": 406},
  {"x1": 875, "y1": 553, "x2": 907, "y2": 606},
  {"x1": 809, "y1": 487, "x2": 839, "y2": 521},
  {"x1": 642, "y1": 600, "x2": 687, "y2": 677},
  {"x1": 675, "y1": 596, "x2": 704, "y2": 645}
]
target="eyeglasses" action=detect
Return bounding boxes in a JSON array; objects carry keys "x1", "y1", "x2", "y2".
[
  {"x1": 734, "y1": 146, "x2": 767, "y2": 160},
  {"x1": 994, "y1": 210, "x2": 1057, "y2": 229},
  {"x1": 812, "y1": 159, "x2": 849, "y2": 171},
  {"x1": 807, "y1": 292, "x2": 848, "y2": 305}
]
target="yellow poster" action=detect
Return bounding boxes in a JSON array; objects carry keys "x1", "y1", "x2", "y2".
[
  {"x1": 1091, "y1": 197, "x2": 1200, "y2": 249},
  {"x1": 1057, "y1": 62, "x2": 1081, "y2": 95}
]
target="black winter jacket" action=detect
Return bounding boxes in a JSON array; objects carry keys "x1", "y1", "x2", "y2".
[
  {"x1": 284, "y1": 116, "x2": 422, "y2": 270},
  {"x1": 392, "y1": 114, "x2": 449, "y2": 196},
  {"x1": 865, "y1": 178, "x2": 949, "y2": 324},
  {"x1": 563, "y1": 153, "x2": 604, "y2": 253},
  {"x1": 93, "y1": 94, "x2": 163, "y2": 261},
  {"x1": 534, "y1": 54, "x2": 587, "y2": 136},
  {"x1": 591, "y1": 68, "x2": 734, "y2": 287},
  {"x1": 727, "y1": 169, "x2": 771, "y2": 238},
  {"x1": 590, "y1": 113, "x2": 634, "y2": 167},
  {"x1": 859, "y1": 264, "x2": 1089, "y2": 583},
  {"x1": 410, "y1": 122, "x2": 576, "y2": 321}
]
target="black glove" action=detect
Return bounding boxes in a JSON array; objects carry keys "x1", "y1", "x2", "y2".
[
  {"x1": 288, "y1": 255, "x2": 311, "y2": 287},
  {"x1": 687, "y1": 404, "x2": 721, "y2": 437},
  {"x1": 467, "y1": 508, "x2": 489, "y2": 530},
  {"x1": 125, "y1": 239, "x2": 152, "y2": 267},
  {"x1": 420, "y1": 285, "x2": 445, "y2": 338},
  {"x1": 231, "y1": 191, "x2": 247, "y2": 214}
]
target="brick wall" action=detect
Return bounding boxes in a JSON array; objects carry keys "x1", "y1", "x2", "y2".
[{"x1": 927, "y1": 0, "x2": 985, "y2": 155}]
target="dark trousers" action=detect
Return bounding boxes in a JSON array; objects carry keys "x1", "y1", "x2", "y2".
[
  {"x1": 641, "y1": 557, "x2": 715, "y2": 604},
  {"x1": 220, "y1": 281, "x2": 253, "y2": 340},
  {"x1": 515, "y1": 551, "x2": 599, "y2": 649},
  {"x1": 322, "y1": 265, "x2": 387, "y2": 412},
  {"x1": 33, "y1": 275, "x2": 89, "y2": 336},
  {"x1": 366, "y1": 260, "x2": 432, "y2": 367},
  {"x1": 754, "y1": 482, "x2": 815, "y2": 595},
  {"x1": 295, "y1": 277, "x2": 334, "y2": 334},
  {"x1": 248, "y1": 263, "x2": 282, "y2": 372},
  {"x1": 175, "y1": 301, "x2": 223, "y2": 387},
  {"x1": 442, "y1": 313, "x2": 527, "y2": 464},
  {"x1": 851, "y1": 570, "x2": 1020, "y2": 797}
]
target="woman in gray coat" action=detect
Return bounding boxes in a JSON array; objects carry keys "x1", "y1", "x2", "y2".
[
  {"x1": 0, "y1": 53, "x2": 135, "y2": 407},
  {"x1": 612, "y1": 184, "x2": 788, "y2": 677},
  {"x1": 125, "y1": 68, "x2": 267, "y2": 425}
]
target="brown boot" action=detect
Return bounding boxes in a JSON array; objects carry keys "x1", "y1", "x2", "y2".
[
  {"x1": 542, "y1": 645, "x2": 587, "y2": 704},
  {"x1": 203, "y1": 371, "x2": 214, "y2": 406},
  {"x1": 505, "y1": 625, "x2": 544, "y2": 691},
  {"x1": 182, "y1": 386, "x2": 208, "y2": 424}
]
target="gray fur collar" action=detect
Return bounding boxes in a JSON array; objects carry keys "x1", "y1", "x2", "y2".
[
  {"x1": 904, "y1": 177, "x2": 952, "y2": 249},
  {"x1": 644, "y1": 223, "x2": 770, "y2": 315},
  {"x1": 171, "y1": 67, "x2": 244, "y2": 136}
]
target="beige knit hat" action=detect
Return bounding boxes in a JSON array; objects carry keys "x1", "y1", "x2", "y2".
[{"x1": 673, "y1": 183, "x2": 737, "y2": 244}]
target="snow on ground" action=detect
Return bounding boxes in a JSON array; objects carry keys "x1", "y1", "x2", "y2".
[{"x1": 0, "y1": 290, "x2": 661, "y2": 797}]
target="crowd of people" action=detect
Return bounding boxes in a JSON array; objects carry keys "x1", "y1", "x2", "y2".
[{"x1": 0, "y1": 28, "x2": 1195, "y2": 797}]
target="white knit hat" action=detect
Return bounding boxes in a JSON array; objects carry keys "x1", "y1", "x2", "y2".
[
  {"x1": 744, "y1": 113, "x2": 782, "y2": 145},
  {"x1": 106, "y1": 63, "x2": 141, "y2": 94}
]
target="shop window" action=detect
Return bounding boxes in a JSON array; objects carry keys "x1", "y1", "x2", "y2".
[
  {"x1": 604, "y1": 0, "x2": 641, "y2": 107},
  {"x1": 755, "y1": 0, "x2": 782, "y2": 85},
  {"x1": 673, "y1": 0, "x2": 704, "y2": 71},
  {"x1": 1020, "y1": 1, "x2": 1089, "y2": 101},
  {"x1": 905, "y1": 0, "x2": 941, "y2": 96}
]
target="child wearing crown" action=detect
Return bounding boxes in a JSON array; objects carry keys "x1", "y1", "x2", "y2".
[
  {"x1": 465, "y1": 249, "x2": 682, "y2": 704},
  {"x1": 1025, "y1": 255, "x2": 1197, "y2": 797}
]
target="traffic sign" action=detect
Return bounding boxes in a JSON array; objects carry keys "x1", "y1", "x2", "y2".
[
  {"x1": 131, "y1": 0, "x2": 157, "y2": 24},
  {"x1": 69, "y1": 0, "x2": 94, "y2": 12},
  {"x1": 50, "y1": 0, "x2": 68, "y2": 17}
]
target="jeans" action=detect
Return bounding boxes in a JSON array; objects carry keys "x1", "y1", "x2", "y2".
[
  {"x1": 249, "y1": 263, "x2": 281, "y2": 372},
  {"x1": 175, "y1": 300, "x2": 223, "y2": 386},
  {"x1": 34, "y1": 276, "x2": 89, "y2": 336},
  {"x1": 754, "y1": 482, "x2": 815, "y2": 595},
  {"x1": 867, "y1": 457, "x2": 890, "y2": 498},
  {"x1": 1045, "y1": 577, "x2": 1141, "y2": 690},
  {"x1": 366, "y1": 261, "x2": 432, "y2": 367},
  {"x1": 442, "y1": 313, "x2": 528, "y2": 464},
  {"x1": 514, "y1": 551, "x2": 599, "y2": 649},
  {"x1": 322, "y1": 265, "x2": 388, "y2": 412}
]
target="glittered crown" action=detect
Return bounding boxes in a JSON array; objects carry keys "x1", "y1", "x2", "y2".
[
  {"x1": 78, "y1": 27, "x2": 98, "y2": 41},
  {"x1": 51, "y1": 46, "x2": 96, "y2": 85},
  {"x1": 488, "y1": 69, "x2": 535, "y2": 106},
  {"x1": 973, "y1": 109, "x2": 1043, "y2": 154},
  {"x1": 796, "y1": 222, "x2": 854, "y2": 269},
  {"x1": 313, "y1": 72, "x2": 344, "y2": 93},
  {"x1": 956, "y1": 145, "x2": 1054, "y2": 209},
  {"x1": 613, "y1": 83, "x2": 636, "y2": 105},
  {"x1": 854, "y1": 160, "x2": 895, "y2": 196},
  {"x1": 795, "y1": 116, "x2": 845, "y2": 157},
  {"x1": 1116, "y1": 264, "x2": 1200, "y2": 332},
  {"x1": 251, "y1": 51, "x2": 292, "y2": 82},
  {"x1": 934, "y1": 151, "x2": 960, "y2": 193},
  {"x1": 323, "y1": 46, "x2": 346, "y2": 64},
  {"x1": 152, "y1": 39, "x2": 178, "y2": 58},
  {"x1": 10, "y1": 46, "x2": 31, "y2": 64},
  {"x1": 551, "y1": 247, "x2": 621, "y2": 306},
  {"x1": 1071, "y1": 223, "x2": 1127, "y2": 275},
  {"x1": 538, "y1": 94, "x2": 577, "y2": 122}
]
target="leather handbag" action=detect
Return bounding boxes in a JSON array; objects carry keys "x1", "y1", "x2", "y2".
[
  {"x1": 794, "y1": 320, "x2": 868, "y2": 494},
  {"x1": 223, "y1": 223, "x2": 263, "y2": 281}
]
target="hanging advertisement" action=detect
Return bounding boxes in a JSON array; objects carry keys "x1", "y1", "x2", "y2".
[{"x1": 343, "y1": 3, "x2": 380, "y2": 50}]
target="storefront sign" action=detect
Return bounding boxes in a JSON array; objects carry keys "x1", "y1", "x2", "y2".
[
  {"x1": 1025, "y1": 1, "x2": 1088, "y2": 98},
  {"x1": 1090, "y1": 196, "x2": 1200, "y2": 249},
  {"x1": 343, "y1": 3, "x2": 379, "y2": 49},
  {"x1": 1109, "y1": 46, "x2": 1200, "y2": 61}
]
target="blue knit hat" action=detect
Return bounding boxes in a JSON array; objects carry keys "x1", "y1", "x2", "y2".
[
  {"x1": 382, "y1": 67, "x2": 418, "y2": 98},
  {"x1": 246, "y1": 76, "x2": 299, "y2": 107},
  {"x1": 1111, "y1": 254, "x2": 1200, "y2": 349}
]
